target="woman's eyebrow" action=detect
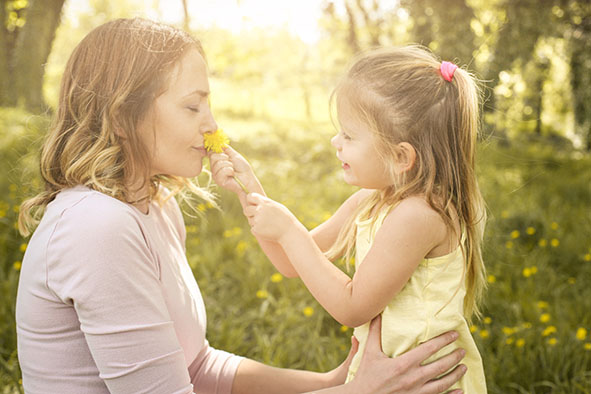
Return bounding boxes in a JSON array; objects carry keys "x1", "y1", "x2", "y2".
[{"x1": 183, "y1": 89, "x2": 210, "y2": 98}]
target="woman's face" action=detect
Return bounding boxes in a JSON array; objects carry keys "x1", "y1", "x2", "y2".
[{"x1": 138, "y1": 47, "x2": 217, "y2": 178}]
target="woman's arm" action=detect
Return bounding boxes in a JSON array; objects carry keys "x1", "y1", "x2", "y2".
[
  {"x1": 231, "y1": 316, "x2": 466, "y2": 394},
  {"x1": 245, "y1": 195, "x2": 445, "y2": 327}
]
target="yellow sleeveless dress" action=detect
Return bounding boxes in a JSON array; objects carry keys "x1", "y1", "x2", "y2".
[{"x1": 345, "y1": 208, "x2": 487, "y2": 393}]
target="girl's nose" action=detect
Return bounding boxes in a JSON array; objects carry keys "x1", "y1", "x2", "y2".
[{"x1": 330, "y1": 134, "x2": 340, "y2": 150}]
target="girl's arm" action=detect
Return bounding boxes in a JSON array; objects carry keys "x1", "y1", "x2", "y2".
[
  {"x1": 209, "y1": 147, "x2": 371, "y2": 277},
  {"x1": 246, "y1": 194, "x2": 446, "y2": 327}
]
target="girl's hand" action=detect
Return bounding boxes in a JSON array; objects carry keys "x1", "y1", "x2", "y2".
[
  {"x1": 244, "y1": 193, "x2": 303, "y2": 242},
  {"x1": 209, "y1": 146, "x2": 261, "y2": 199}
]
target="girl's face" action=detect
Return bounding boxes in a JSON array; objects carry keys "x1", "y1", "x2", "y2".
[
  {"x1": 137, "y1": 47, "x2": 217, "y2": 178},
  {"x1": 331, "y1": 97, "x2": 390, "y2": 189}
]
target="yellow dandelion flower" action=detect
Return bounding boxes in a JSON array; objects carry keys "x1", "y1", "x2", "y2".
[
  {"x1": 236, "y1": 240, "x2": 248, "y2": 256},
  {"x1": 487, "y1": 274, "x2": 496, "y2": 283},
  {"x1": 502, "y1": 327, "x2": 515, "y2": 335},
  {"x1": 540, "y1": 313, "x2": 551, "y2": 323},
  {"x1": 13, "y1": 205, "x2": 19, "y2": 213},
  {"x1": 547, "y1": 337, "x2": 558, "y2": 346},
  {"x1": 584, "y1": 253, "x2": 591, "y2": 262},
  {"x1": 303, "y1": 306, "x2": 314, "y2": 317},
  {"x1": 584, "y1": 343, "x2": 591, "y2": 351},
  {"x1": 550, "y1": 238, "x2": 560, "y2": 247},
  {"x1": 506, "y1": 338, "x2": 514, "y2": 345},
  {"x1": 484, "y1": 317, "x2": 492, "y2": 324},
  {"x1": 0, "y1": 209, "x2": 6, "y2": 218},
  {"x1": 538, "y1": 239, "x2": 547, "y2": 247},
  {"x1": 479, "y1": 330, "x2": 489, "y2": 338},
  {"x1": 550, "y1": 222, "x2": 559, "y2": 230},
  {"x1": 576, "y1": 327, "x2": 587, "y2": 340},
  {"x1": 270, "y1": 273, "x2": 283, "y2": 283},
  {"x1": 522, "y1": 267, "x2": 532, "y2": 277},
  {"x1": 537, "y1": 301, "x2": 549, "y2": 309},
  {"x1": 506, "y1": 241, "x2": 514, "y2": 249},
  {"x1": 526, "y1": 227, "x2": 536, "y2": 235},
  {"x1": 470, "y1": 325, "x2": 478, "y2": 333},
  {"x1": 13, "y1": 261, "x2": 22, "y2": 271},
  {"x1": 223, "y1": 230, "x2": 233, "y2": 238},
  {"x1": 530, "y1": 266, "x2": 538, "y2": 274},
  {"x1": 510, "y1": 230, "x2": 520, "y2": 239},
  {"x1": 568, "y1": 277, "x2": 576, "y2": 284},
  {"x1": 501, "y1": 210, "x2": 509, "y2": 218},
  {"x1": 20, "y1": 243, "x2": 28, "y2": 252},
  {"x1": 340, "y1": 325, "x2": 349, "y2": 332},
  {"x1": 516, "y1": 338, "x2": 525, "y2": 347},
  {"x1": 203, "y1": 128, "x2": 230, "y2": 153},
  {"x1": 197, "y1": 203, "x2": 207, "y2": 212},
  {"x1": 542, "y1": 326, "x2": 557, "y2": 337},
  {"x1": 256, "y1": 290, "x2": 268, "y2": 299},
  {"x1": 522, "y1": 322, "x2": 532, "y2": 329}
]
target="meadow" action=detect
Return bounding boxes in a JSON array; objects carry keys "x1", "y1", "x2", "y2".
[{"x1": 1, "y1": 105, "x2": 590, "y2": 393}]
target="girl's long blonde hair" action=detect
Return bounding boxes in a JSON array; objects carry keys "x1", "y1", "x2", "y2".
[
  {"x1": 327, "y1": 45, "x2": 487, "y2": 320},
  {"x1": 19, "y1": 18, "x2": 214, "y2": 237}
]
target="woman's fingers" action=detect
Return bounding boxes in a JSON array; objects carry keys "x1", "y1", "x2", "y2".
[
  {"x1": 419, "y1": 364, "x2": 467, "y2": 394},
  {"x1": 402, "y1": 331, "x2": 460, "y2": 367},
  {"x1": 364, "y1": 314, "x2": 385, "y2": 354}
]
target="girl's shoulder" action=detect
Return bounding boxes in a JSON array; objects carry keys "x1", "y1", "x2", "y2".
[{"x1": 383, "y1": 196, "x2": 448, "y2": 237}]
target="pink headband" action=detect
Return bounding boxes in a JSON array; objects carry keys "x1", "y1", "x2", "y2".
[{"x1": 440, "y1": 61, "x2": 458, "y2": 82}]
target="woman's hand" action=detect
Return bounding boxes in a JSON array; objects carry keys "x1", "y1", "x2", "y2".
[
  {"x1": 348, "y1": 315, "x2": 467, "y2": 394},
  {"x1": 209, "y1": 146, "x2": 263, "y2": 201},
  {"x1": 324, "y1": 336, "x2": 360, "y2": 387}
]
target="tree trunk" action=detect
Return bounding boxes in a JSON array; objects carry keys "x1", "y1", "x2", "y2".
[
  {"x1": 0, "y1": 0, "x2": 11, "y2": 105},
  {"x1": 569, "y1": 15, "x2": 591, "y2": 152},
  {"x1": 11, "y1": 0, "x2": 66, "y2": 111}
]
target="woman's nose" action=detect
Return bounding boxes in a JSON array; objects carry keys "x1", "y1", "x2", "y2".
[{"x1": 200, "y1": 108, "x2": 218, "y2": 134}]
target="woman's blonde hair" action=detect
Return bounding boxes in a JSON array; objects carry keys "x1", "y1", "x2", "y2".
[
  {"x1": 19, "y1": 18, "x2": 214, "y2": 236},
  {"x1": 327, "y1": 45, "x2": 487, "y2": 320}
]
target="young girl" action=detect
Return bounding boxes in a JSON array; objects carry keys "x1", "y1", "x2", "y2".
[
  {"x1": 15, "y1": 19, "x2": 467, "y2": 394},
  {"x1": 212, "y1": 45, "x2": 487, "y2": 392}
]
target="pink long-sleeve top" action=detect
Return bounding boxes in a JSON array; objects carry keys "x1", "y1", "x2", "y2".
[{"x1": 16, "y1": 185, "x2": 243, "y2": 393}]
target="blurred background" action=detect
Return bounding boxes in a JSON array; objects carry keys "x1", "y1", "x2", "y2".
[{"x1": 1, "y1": 0, "x2": 590, "y2": 393}]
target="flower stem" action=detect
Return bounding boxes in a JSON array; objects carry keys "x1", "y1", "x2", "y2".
[{"x1": 234, "y1": 176, "x2": 249, "y2": 194}]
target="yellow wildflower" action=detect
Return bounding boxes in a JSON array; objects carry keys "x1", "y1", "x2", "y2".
[
  {"x1": 479, "y1": 330, "x2": 489, "y2": 338},
  {"x1": 584, "y1": 253, "x2": 591, "y2": 262},
  {"x1": 551, "y1": 222, "x2": 559, "y2": 230},
  {"x1": 530, "y1": 266, "x2": 538, "y2": 274},
  {"x1": 540, "y1": 313, "x2": 551, "y2": 323},
  {"x1": 484, "y1": 317, "x2": 492, "y2": 324},
  {"x1": 585, "y1": 343, "x2": 591, "y2": 351},
  {"x1": 547, "y1": 337, "x2": 558, "y2": 346},
  {"x1": 537, "y1": 301, "x2": 549, "y2": 309},
  {"x1": 13, "y1": 261, "x2": 22, "y2": 271},
  {"x1": 487, "y1": 275, "x2": 496, "y2": 283},
  {"x1": 538, "y1": 239, "x2": 547, "y2": 247},
  {"x1": 470, "y1": 325, "x2": 478, "y2": 333},
  {"x1": 203, "y1": 128, "x2": 230, "y2": 153},
  {"x1": 502, "y1": 327, "x2": 515, "y2": 335},
  {"x1": 303, "y1": 307, "x2": 314, "y2": 317},
  {"x1": 568, "y1": 277, "x2": 576, "y2": 284},
  {"x1": 256, "y1": 290, "x2": 268, "y2": 299},
  {"x1": 516, "y1": 338, "x2": 525, "y2": 347},
  {"x1": 510, "y1": 230, "x2": 520, "y2": 239},
  {"x1": 542, "y1": 326, "x2": 557, "y2": 337},
  {"x1": 506, "y1": 338, "x2": 514, "y2": 345},
  {"x1": 526, "y1": 227, "x2": 536, "y2": 235},
  {"x1": 506, "y1": 241, "x2": 514, "y2": 249},
  {"x1": 270, "y1": 273, "x2": 283, "y2": 283},
  {"x1": 522, "y1": 267, "x2": 532, "y2": 277},
  {"x1": 236, "y1": 240, "x2": 248, "y2": 256},
  {"x1": 20, "y1": 243, "x2": 28, "y2": 252},
  {"x1": 340, "y1": 325, "x2": 349, "y2": 332},
  {"x1": 576, "y1": 327, "x2": 587, "y2": 340},
  {"x1": 550, "y1": 238, "x2": 560, "y2": 247}
]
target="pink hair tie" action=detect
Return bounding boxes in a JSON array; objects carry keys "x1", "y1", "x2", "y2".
[{"x1": 440, "y1": 61, "x2": 458, "y2": 82}]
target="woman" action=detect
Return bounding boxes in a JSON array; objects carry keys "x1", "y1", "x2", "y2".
[{"x1": 16, "y1": 18, "x2": 467, "y2": 393}]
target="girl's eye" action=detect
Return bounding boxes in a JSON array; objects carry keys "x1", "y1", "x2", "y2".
[{"x1": 342, "y1": 131, "x2": 351, "y2": 140}]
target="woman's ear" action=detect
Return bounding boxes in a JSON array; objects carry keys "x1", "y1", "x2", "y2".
[{"x1": 394, "y1": 142, "x2": 417, "y2": 174}]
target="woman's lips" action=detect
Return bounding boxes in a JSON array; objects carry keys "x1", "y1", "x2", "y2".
[{"x1": 192, "y1": 146, "x2": 207, "y2": 154}]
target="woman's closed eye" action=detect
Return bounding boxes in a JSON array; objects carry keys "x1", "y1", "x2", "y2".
[{"x1": 187, "y1": 106, "x2": 200, "y2": 113}]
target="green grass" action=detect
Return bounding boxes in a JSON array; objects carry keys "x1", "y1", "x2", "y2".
[{"x1": 1, "y1": 108, "x2": 590, "y2": 393}]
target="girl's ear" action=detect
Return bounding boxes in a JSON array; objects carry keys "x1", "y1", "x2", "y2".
[{"x1": 394, "y1": 142, "x2": 417, "y2": 174}]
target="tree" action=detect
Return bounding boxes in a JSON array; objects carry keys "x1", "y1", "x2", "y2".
[{"x1": 0, "y1": 0, "x2": 66, "y2": 111}]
